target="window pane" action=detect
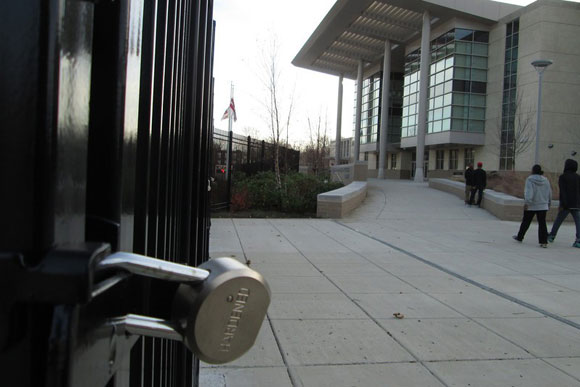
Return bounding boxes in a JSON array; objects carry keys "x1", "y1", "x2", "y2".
[
  {"x1": 434, "y1": 108, "x2": 443, "y2": 120},
  {"x1": 470, "y1": 94, "x2": 486, "y2": 107},
  {"x1": 455, "y1": 67, "x2": 470, "y2": 80},
  {"x1": 445, "y1": 56, "x2": 454, "y2": 68},
  {"x1": 472, "y1": 56, "x2": 488, "y2": 69},
  {"x1": 453, "y1": 106, "x2": 468, "y2": 118},
  {"x1": 455, "y1": 41, "x2": 472, "y2": 54},
  {"x1": 456, "y1": 28, "x2": 473, "y2": 41},
  {"x1": 433, "y1": 120, "x2": 442, "y2": 132},
  {"x1": 443, "y1": 106, "x2": 452, "y2": 119},
  {"x1": 442, "y1": 118, "x2": 451, "y2": 131},
  {"x1": 472, "y1": 43, "x2": 488, "y2": 56},
  {"x1": 436, "y1": 59, "x2": 445, "y2": 73},
  {"x1": 468, "y1": 120, "x2": 484, "y2": 132},
  {"x1": 469, "y1": 107, "x2": 485, "y2": 120},
  {"x1": 453, "y1": 80, "x2": 470, "y2": 92},
  {"x1": 444, "y1": 80, "x2": 453, "y2": 94},
  {"x1": 471, "y1": 81, "x2": 487, "y2": 94},
  {"x1": 452, "y1": 119, "x2": 467, "y2": 131},
  {"x1": 455, "y1": 55, "x2": 471, "y2": 67},
  {"x1": 453, "y1": 93, "x2": 469, "y2": 105},
  {"x1": 445, "y1": 67, "x2": 453, "y2": 81},
  {"x1": 443, "y1": 93, "x2": 452, "y2": 106},
  {"x1": 435, "y1": 83, "x2": 444, "y2": 96},
  {"x1": 474, "y1": 31, "x2": 489, "y2": 43},
  {"x1": 434, "y1": 96, "x2": 443, "y2": 108},
  {"x1": 471, "y1": 69, "x2": 487, "y2": 82},
  {"x1": 436, "y1": 71, "x2": 445, "y2": 85}
]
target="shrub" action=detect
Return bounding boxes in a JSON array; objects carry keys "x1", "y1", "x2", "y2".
[{"x1": 231, "y1": 172, "x2": 343, "y2": 214}]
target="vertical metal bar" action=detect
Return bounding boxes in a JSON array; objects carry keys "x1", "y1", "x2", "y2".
[{"x1": 226, "y1": 130, "x2": 233, "y2": 211}]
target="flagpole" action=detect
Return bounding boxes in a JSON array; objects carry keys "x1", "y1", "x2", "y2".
[{"x1": 226, "y1": 83, "x2": 234, "y2": 181}]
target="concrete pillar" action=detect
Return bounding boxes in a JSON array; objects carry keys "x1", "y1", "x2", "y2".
[
  {"x1": 354, "y1": 59, "x2": 363, "y2": 162},
  {"x1": 335, "y1": 74, "x2": 343, "y2": 165},
  {"x1": 415, "y1": 10, "x2": 431, "y2": 182},
  {"x1": 378, "y1": 39, "x2": 391, "y2": 179}
]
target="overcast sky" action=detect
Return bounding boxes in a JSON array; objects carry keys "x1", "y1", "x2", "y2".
[{"x1": 211, "y1": 0, "x2": 575, "y2": 146}]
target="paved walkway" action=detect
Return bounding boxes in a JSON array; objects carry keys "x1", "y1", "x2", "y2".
[{"x1": 201, "y1": 179, "x2": 580, "y2": 387}]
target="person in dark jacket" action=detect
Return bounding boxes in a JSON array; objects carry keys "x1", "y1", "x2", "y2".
[
  {"x1": 464, "y1": 164, "x2": 475, "y2": 205},
  {"x1": 548, "y1": 159, "x2": 580, "y2": 248},
  {"x1": 469, "y1": 162, "x2": 486, "y2": 207},
  {"x1": 513, "y1": 164, "x2": 552, "y2": 247}
]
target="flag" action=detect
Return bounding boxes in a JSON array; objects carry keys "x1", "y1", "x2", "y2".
[{"x1": 221, "y1": 98, "x2": 237, "y2": 121}]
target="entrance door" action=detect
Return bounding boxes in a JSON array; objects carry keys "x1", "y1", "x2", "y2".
[{"x1": 0, "y1": 0, "x2": 214, "y2": 385}]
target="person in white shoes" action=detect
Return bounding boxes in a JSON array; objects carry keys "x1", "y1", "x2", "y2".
[{"x1": 513, "y1": 164, "x2": 552, "y2": 248}]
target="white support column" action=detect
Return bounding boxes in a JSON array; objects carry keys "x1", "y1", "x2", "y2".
[
  {"x1": 354, "y1": 59, "x2": 363, "y2": 162},
  {"x1": 415, "y1": 10, "x2": 431, "y2": 182},
  {"x1": 378, "y1": 39, "x2": 391, "y2": 179},
  {"x1": 335, "y1": 74, "x2": 343, "y2": 165}
]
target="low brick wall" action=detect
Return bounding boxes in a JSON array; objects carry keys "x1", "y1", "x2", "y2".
[
  {"x1": 317, "y1": 181, "x2": 367, "y2": 218},
  {"x1": 429, "y1": 178, "x2": 564, "y2": 222}
]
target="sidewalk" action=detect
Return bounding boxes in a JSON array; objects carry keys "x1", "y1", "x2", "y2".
[{"x1": 201, "y1": 179, "x2": 580, "y2": 387}]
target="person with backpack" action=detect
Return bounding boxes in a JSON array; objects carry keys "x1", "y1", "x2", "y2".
[
  {"x1": 547, "y1": 159, "x2": 580, "y2": 248},
  {"x1": 513, "y1": 164, "x2": 552, "y2": 248}
]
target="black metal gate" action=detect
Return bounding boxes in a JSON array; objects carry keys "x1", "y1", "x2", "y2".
[{"x1": 0, "y1": 0, "x2": 214, "y2": 385}]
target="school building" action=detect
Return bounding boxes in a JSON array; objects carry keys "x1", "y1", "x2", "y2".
[{"x1": 293, "y1": 0, "x2": 580, "y2": 180}]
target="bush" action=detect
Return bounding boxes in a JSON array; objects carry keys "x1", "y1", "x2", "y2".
[{"x1": 231, "y1": 172, "x2": 343, "y2": 214}]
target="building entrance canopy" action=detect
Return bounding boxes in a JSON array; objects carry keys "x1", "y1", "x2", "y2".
[{"x1": 292, "y1": 0, "x2": 520, "y2": 78}]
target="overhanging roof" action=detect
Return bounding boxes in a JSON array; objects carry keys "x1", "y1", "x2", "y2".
[{"x1": 293, "y1": 0, "x2": 522, "y2": 79}]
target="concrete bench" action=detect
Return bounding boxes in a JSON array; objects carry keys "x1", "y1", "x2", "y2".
[
  {"x1": 429, "y1": 178, "x2": 564, "y2": 221},
  {"x1": 317, "y1": 181, "x2": 367, "y2": 218}
]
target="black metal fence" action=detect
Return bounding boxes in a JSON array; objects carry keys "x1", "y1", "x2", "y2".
[{"x1": 211, "y1": 129, "x2": 300, "y2": 210}]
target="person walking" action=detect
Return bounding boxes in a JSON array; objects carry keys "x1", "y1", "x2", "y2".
[
  {"x1": 513, "y1": 164, "x2": 552, "y2": 247},
  {"x1": 469, "y1": 162, "x2": 486, "y2": 207},
  {"x1": 464, "y1": 164, "x2": 475, "y2": 205},
  {"x1": 547, "y1": 159, "x2": 580, "y2": 248}
]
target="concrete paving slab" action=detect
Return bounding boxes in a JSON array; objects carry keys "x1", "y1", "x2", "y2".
[
  {"x1": 511, "y1": 291, "x2": 580, "y2": 317},
  {"x1": 293, "y1": 363, "x2": 445, "y2": 387},
  {"x1": 266, "y1": 275, "x2": 341, "y2": 294},
  {"x1": 379, "y1": 318, "x2": 530, "y2": 361},
  {"x1": 271, "y1": 319, "x2": 414, "y2": 366},
  {"x1": 430, "y1": 290, "x2": 544, "y2": 318},
  {"x1": 242, "y1": 252, "x2": 308, "y2": 264},
  {"x1": 199, "y1": 367, "x2": 292, "y2": 387},
  {"x1": 397, "y1": 274, "x2": 481, "y2": 294},
  {"x1": 544, "y1": 358, "x2": 580, "y2": 380},
  {"x1": 330, "y1": 274, "x2": 420, "y2": 294},
  {"x1": 270, "y1": 220, "x2": 356, "y2": 254},
  {"x1": 202, "y1": 320, "x2": 284, "y2": 368},
  {"x1": 468, "y1": 275, "x2": 570, "y2": 293},
  {"x1": 353, "y1": 292, "x2": 463, "y2": 319},
  {"x1": 427, "y1": 359, "x2": 580, "y2": 387},
  {"x1": 535, "y1": 274, "x2": 580, "y2": 291},
  {"x1": 315, "y1": 262, "x2": 389, "y2": 277},
  {"x1": 249, "y1": 262, "x2": 322, "y2": 278},
  {"x1": 300, "y1": 251, "x2": 368, "y2": 264},
  {"x1": 474, "y1": 317, "x2": 580, "y2": 357},
  {"x1": 231, "y1": 219, "x2": 299, "y2": 254},
  {"x1": 268, "y1": 293, "x2": 367, "y2": 320}
]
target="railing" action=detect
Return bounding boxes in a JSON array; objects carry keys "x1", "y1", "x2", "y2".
[{"x1": 211, "y1": 129, "x2": 300, "y2": 210}]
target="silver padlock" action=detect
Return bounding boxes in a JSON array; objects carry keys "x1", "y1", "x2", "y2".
[
  {"x1": 172, "y1": 257, "x2": 270, "y2": 364},
  {"x1": 96, "y1": 253, "x2": 270, "y2": 364}
]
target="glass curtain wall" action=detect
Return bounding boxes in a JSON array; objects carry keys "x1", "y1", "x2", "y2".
[
  {"x1": 402, "y1": 28, "x2": 489, "y2": 138},
  {"x1": 500, "y1": 19, "x2": 519, "y2": 170}
]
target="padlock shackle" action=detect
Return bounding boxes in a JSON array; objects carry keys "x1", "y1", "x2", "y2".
[
  {"x1": 98, "y1": 252, "x2": 210, "y2": 283},
  {"x1": 107, "y1": 314, "x2": 183, "y2": 341}
]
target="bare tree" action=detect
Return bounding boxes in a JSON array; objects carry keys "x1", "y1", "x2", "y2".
[
  {"x1": 258, "y1": 36, "x2": 295, "y2": 189},
  {"x1": 490, "y1": 92, "x2": 535, "y2": 170},
  {"x1": 302, "y1": 112, "x2": 330, "y2": 175},
  {"x1": 242, "y1": 126, "x2": 260, "y2": 140}
]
